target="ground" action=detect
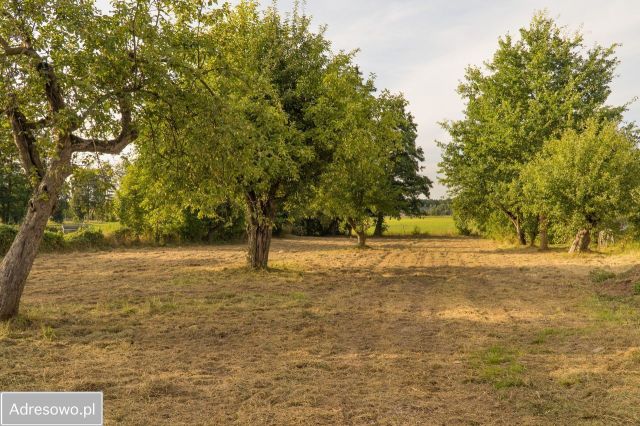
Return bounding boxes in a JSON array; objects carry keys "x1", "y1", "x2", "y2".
[{"x1": 1, "y1": 236, "x2": 640, "y2": 425}]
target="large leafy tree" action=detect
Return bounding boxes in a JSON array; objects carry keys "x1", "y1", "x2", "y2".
[
  {"x1": 0, "y1": 0, "x2": 161, "y2": 319},
  {"x1": 137, "y1": 1, "x2": 333, "y2": 269},
  {"x1": 522, "y1": 120, "x2": 640, "y2": 253},
  {"x1": 439, "y1": 12, "x2": 624, "y2": 245}
]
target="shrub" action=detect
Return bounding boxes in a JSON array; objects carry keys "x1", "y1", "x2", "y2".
[
  {"x1": 634, "y1": 282, "x2": 640, "y2": 296},
  {"x1": 0, "y1": 225, "x2": 18, "y2": 256},
  {"x1": 64, "y1": 228, "x2": 107, "y2": 250},
  {"x1": 110, "y1": 226, "x2": 136, "y2": 246},
  {"x1": 41, "y1": 231, "x2": 65, "y2": 252}
]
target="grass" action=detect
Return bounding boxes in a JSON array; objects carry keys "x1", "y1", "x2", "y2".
[
  {"x1": 474, "y1": 346, "x2": 526, "y2": 389},
  {"x1": 589, "y1": 268, "x2": 616, "y2": 283},
  {"x1": 2, "y1": 237, "x2": 640, "y2": 423},
  {"x1": 85, "y1": 221, "x2": 123, "y2": 235},
  {"x1": 370, "y1": 216, "x2": 457, "y2": 236}
]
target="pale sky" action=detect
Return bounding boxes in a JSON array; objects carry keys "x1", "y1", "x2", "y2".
[{"x1": 98, "y1": 0, "x2": 640, "y2": 198}]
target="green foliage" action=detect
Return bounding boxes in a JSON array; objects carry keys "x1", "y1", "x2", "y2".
[
  {"x1": 132, "y1": 1, "x2": 336, "y2": 255},
  {"x1": 41, "y1": 231, "x2": 64, "y2": 252},
  {"x1": 0, "y1": 225, "x2": 18, "y2": 255},
  {"x1": 115, "y1": 161, "x2": 244, "y2": 243},
  {"x1": 522, "y1": 120, "x2": 640, "y2": 244},
  {"x1": 439, "y1": 12, "x2": 624, "y2": 243},
  {"x1": 63, "y1": 228, "x2": 107, "y2": 250},
  {"x1": 69, "y1": 162, "x2": 117, "y2": 222},
  {"x1": 110, "y1": 226, "x2": 135, "y2": 246},
  {"x1": 310, "y1": 62, "x2": 403, "y2": 238},
  {"x1": 0, "y1": 224, "x2": 63, "y2": 255}
]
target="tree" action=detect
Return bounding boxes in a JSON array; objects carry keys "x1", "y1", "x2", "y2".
[
  {"x1": 521, "y1": 120, "x2": 640, "y2": 253},
  {"x1": 372, "y1": 92, "x2": 431, "y2": 236},
  {"x1": 136, "y1": 1, "x2": 333, "y2": 269},
  {"x1": 0, "y1": 0, "x2": 160, "y2": 319},
  {"x1": 439, "y1": 12, "x2": 625, "y2": 245},
  {"x1": 69, "y1": 162, "x2": 117, "y2": 222},
  {"x1": 310, "y1": 61, "x2": 402, "y2": 248}
]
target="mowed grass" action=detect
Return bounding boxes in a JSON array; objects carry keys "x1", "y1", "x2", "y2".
[
  {"x1": 1, "y1": 237, "x2": 640, "y2": 424},
  {"x1": 370, "y1": 215, "x2": 457, "y2": 236}
]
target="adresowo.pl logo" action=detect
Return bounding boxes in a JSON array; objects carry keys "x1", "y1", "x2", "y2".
[{"x1": 0, "y1": 392, "x2": 102, "y2": 426}]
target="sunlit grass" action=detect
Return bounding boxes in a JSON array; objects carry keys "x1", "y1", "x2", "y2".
[{"x1": 369, "y1": 216, "x2": 457, "y2": 236}]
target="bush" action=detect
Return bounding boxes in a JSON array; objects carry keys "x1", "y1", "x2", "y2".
[
  {"x1": 0, "y1": 225, "x2": 18, "y2": 256},
  {"x1": 41, "y1": 231, "x2": 65, "y2": 252},
  {"x1": 110, "y1": 226, "x2": 136, "y2": 246},
  {"x1": 64, "y1": 228, "x2": 107, "y2": 250}
]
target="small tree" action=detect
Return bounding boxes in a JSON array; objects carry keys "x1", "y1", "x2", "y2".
[
  {"x1": 372, "y1": 92, "x2": 432, "y2": 236},
  {"x1": 310, "y1": 62, "x2": 402, "y2": 248},
  {"x1": 0, "y1": 137, "x2": 31, "y2": 224},
  {"x1": 522, "y1": 120, "x2": 640, "y2": 253},
  {"x1": 69, "y1": 163, "x2": 117, "y2": 222}
]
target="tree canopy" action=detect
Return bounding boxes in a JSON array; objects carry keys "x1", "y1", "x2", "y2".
[{"x1": 439, "y1": 12, "x2": 625, "y2": 245}]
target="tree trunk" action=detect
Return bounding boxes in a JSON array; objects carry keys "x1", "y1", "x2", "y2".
[
  {"x1": 569, "y1": 229, "x2": 591, "y2": 254},
  {"x1": 245, "y1": 192, "x2": 276, "y2": 270},
  {"x1": 348, "y1": 218, "x2": 367, "y2": 248},
  {"x1": 539, "y1": 215, "x2": 549, "y2": 251},
  {"x1": 373, "y1": 213, "x2": 385, "y2": 237},
  {"x1": 247, "y1": 221, "x2": 272, "y2": 269},
  {"x1": 501, "y1": 207, "x2": 527, "y2": 246},
  {"x1": 0, "y1": 155, "x2": 70, "y2": 320},
  {"x1": 516, "y1": 222, "x2": 527, "y2": 246},
  {"x1": 356, "y1": 230, "x2": 367, "y2": 248}
]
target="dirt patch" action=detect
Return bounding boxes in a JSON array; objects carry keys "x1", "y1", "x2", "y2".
[{"x1": 1, "y1": 237, "x2": 639, "y2": 424}]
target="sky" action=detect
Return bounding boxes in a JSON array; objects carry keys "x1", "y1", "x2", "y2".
[{"x1": 98, "y1": 0, "x2": 640, "y2": 199}]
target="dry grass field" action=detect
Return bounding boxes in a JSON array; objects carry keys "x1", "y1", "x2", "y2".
[{"x1": 1, "y1": 236, "x2": 640, "y2": 425}]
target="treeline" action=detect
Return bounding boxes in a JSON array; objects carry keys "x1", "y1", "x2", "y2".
[
  {"x1": 439, "y1": 13, "x2": 639, "y2": 252},
  {"x1": 0, "y1": 0, "x2": 431, "y2": 318}
]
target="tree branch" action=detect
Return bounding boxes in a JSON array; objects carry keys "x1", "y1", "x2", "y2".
[
  {"x1": 70, "y1": 98, "x2": 138, "y2": 154},
  {"x1": 5, "y1": 105, "x2": 46, "y2": 180},
  {"x1": 0, "y1": 35, "x2": 66, "y2": 112}
]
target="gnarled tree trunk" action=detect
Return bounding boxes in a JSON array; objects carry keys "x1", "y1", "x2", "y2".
[
  {"x1": 569, "y1": 229, "x2": 591, "y2": 253},
  {"x1": 373, "y1": 213, "x2": 384, "y2": 237},
  {"x1": 348, "y1": 218, "x2": 367, "y2": 248},
  {"x1": 0, "y1": 152, "x2": 71, "y2": 320},
  {"x1": 245, "y1": 192, "x2": 276, "y2": 270}
]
